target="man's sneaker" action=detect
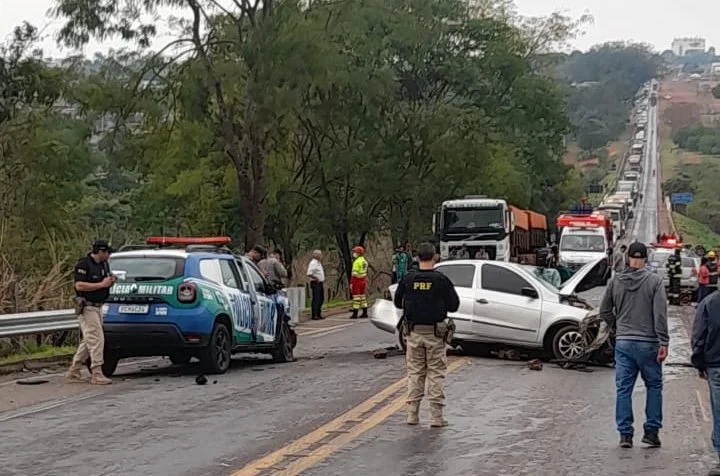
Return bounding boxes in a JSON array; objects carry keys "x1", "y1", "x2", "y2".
[
  {"x1": 709, "y1": 462, "x2": 720, "y2": 476},
  {"x1": 641, "y1": 433, "x2": 661, "y2": 448},
  {"x1": 90, "y1": 374, "x2": 112, "y2": 385},
  {"x1": 619, "y1": 435, "x2": 633, "y2": 448},
  {"x1": 66, "y1": 370, "x2": 89, "y2": 383}
]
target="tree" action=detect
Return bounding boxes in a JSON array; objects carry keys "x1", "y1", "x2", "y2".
[{"x1": 53, "y1": 0, "x2": 307, "y2": 248}]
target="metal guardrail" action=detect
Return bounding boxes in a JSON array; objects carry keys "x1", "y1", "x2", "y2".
[
  {"x1": 0, "y1": 286, "x2": 310, "y2": 338},
  {"x1": 0, "y1": 309, "x2": 78, "y2": 338}
]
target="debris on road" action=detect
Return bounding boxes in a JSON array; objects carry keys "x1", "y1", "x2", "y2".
[
  {"x1": 195, "y1": 375, "x2": 208, "y2": 385},
  {"x1": 497, "y1": 348, "x2": 522, "y2": 360},
  {"x1": 373, "y1": 346, "x2": 404, "y2": 359},
  {"x1": 16, "y1": 378, "x2": 49, "y2": 385},
  {"x1": 557, "y1": 362, "x2": 593, "y2": 372},
  {"x1": 527, "y1": 359, "x2": 543, "y2": 371}
]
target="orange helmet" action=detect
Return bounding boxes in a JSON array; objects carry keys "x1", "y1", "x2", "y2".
[{"x1": 352, "y1": 245, "x2": 365, "y2": 255}]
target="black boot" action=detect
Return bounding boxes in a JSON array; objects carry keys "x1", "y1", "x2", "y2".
[
  {"x1": 350, "y1": 309, "x2": 358, "y2": 319},
  {"x1": 641, "y1": 432, "x2": 661, "y2": 448},
  {"x1": 619, "y1": 435, "x2": 633, "y2": 448},
  {"x1": 360, "y1": 308, "x2": 368, "y2": 318}
]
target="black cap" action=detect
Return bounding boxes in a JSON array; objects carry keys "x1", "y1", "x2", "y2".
[
  {"x1": 627, "y1": 242, "x2": 647, "y2": 259},
  {"x1": 92, "y1": 239, "x2": 112, "y2": 252}
]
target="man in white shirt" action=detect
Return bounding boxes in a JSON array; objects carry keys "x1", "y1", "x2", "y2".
[{"x1": 307, "y1": 250, "x2": 326, "y2": 320}]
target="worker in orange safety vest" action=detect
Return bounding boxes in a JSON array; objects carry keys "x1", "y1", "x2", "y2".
[{"x1": 350, "y1": 245, "x2": 369, "y2": 319}]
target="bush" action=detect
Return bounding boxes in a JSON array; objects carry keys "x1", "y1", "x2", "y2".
[{"x1": 673, "y1": 124, "x2": 720, "y2": 155}]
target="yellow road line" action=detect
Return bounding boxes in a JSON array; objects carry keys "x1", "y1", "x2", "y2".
[
  {"x1": 231, "y1": 357, "x2": 470, "y2": 476},
  {"x1": 296, "y1": 322, "x2": 355, "y2": 337}
]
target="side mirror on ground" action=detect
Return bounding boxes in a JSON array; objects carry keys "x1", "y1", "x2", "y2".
[{"x1": 521, "y1": 287, "x2": 539, "y2": 299}]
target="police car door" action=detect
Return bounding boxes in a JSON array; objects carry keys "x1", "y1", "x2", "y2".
[
  {"x1": 217, "y1": 259, "x2": 256, "y2": 340},
  {"x1": 237, "y1": 259, "x2": 277, "y2": 344}
]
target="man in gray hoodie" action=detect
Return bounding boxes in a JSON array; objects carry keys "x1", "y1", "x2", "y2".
[{"x1": 599, "y1": 241, "x2": 669, "y2": 449}]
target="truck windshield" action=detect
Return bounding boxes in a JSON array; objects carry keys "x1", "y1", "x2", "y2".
[
  {"x1": 442, "y1": 207, "x2": 504, "y2": 235},
  {"x1": 559, "y1": 235, "x2": 606, "y2": 252}
]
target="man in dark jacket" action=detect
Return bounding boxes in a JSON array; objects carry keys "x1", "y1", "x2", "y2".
[
  {"x1": 599, "y1": 241, "x2": 669, "y2": 449},
  {"x1": 692, "y1": 291, "x2": 720, "y2": 475}
]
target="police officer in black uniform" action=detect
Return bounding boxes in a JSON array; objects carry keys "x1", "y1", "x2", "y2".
[
  {"x1": 394, "y1": 242, "x2": 460, "y2": 427},
  {"x1": 67, "y1": 239, "x2": 115, "y2": 384},
  {"x1": 666, "y1": 247, "x2": 682, "y2": 306}
]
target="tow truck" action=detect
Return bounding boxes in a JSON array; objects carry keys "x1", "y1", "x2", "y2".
[{"x1": 556, "y1": 211, "x2": 613, "y2": 272}]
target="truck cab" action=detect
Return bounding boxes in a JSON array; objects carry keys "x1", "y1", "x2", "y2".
[{"x1": 435, "y1": 197, "x2": 514, "y2": 261}]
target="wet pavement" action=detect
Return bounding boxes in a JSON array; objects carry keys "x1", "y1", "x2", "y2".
[
  {"x1": 1, "y1": 94, "x2": 716, "y2": 476},
  {"x1": 0, "y1": 302, "x2": 713, "y2": 476}
]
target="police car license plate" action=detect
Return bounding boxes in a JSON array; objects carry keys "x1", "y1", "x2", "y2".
[{"x1": 118, "y1": 304, "x2": 149, "y2": 314}]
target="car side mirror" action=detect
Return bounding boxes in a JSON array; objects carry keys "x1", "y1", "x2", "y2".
[{"x1": 521, "y1": 287, "x2": 539, "y2": 299}]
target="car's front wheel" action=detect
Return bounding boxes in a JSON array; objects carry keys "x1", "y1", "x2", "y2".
[
  {"x1": 551, "y1": 325, "x2": 587, "y2": 361},
  {"x1": 200, "y1": 321, "x2": 232, "y2": 374}
]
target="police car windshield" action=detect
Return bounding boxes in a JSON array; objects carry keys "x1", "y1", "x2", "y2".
[
  {"x1": 109, "y1": 257, "x2": 185, "y2": 282},
  {"x1": 442, "y1": 207, "x2": 504, "y2": 233},
  {"x1": 559, "y1": 235, "x2": 605, "y2": 252}
]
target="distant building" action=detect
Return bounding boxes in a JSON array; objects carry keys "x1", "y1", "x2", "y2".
[{"x1": 672, "y1": 37, "x2": 706, "y2": 57}]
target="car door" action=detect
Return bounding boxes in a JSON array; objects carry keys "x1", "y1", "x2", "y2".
[
  {"x1": 240, "y1": 259, "x2": 278, "y2": 343},
  {"x1": 433, "y1": 263, "x2": 480, "y2": 339},
  {"x1": 474, "y1": 264, "x2": 542, "y2": 344},
  {"x1": 217, "y1": 258, "x2": 256, "y2": 342}
]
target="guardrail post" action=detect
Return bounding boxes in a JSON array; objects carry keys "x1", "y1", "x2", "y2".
[{"x1": 286, "y1": 287, "x2": 305, "y2": 325}]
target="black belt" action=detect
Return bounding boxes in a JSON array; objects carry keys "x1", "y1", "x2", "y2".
[{"x1": 85, "y1": 301, "x2": 104, "y2": 307}]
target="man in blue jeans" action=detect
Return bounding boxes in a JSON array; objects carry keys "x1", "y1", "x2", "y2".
[
  {"x1": 599, "y1": 241, "x2": 669, "y2": 449},
  {"x1": 691, "y1": 289, "x2": 720, "y2": 475}
]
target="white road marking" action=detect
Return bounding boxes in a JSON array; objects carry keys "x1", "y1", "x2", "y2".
[{"x1": 697, "y1": 389, "x2": 711, "y2": 423}]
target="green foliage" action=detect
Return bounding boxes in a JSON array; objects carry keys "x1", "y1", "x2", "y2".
[
  {"x1": 665, "y1": 161, "x2": 720, "y2": 236},
  {"x1": 673, "y1": 125, "x2": 720, "y2": 156},
  {"x1": 3, "y1": 0, "x2": 595, "y2": 301},
  {"x1": 558, "y1": 42, "x2": 660, "y2": 152}
]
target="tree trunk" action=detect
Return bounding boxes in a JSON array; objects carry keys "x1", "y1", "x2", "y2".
[
  {"x1": 237, "y1": 104, "x2": 268, "y2": 250},
  {"x1": 335, "y1": 231, "x2": 352, "y2": 299}
]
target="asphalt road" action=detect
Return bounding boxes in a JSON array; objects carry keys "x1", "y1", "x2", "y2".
[{"x1": 1, "y1": 84, "x2": 716, "y2": 476}]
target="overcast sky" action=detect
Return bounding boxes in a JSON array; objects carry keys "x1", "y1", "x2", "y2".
[{"x1": 1, "y1": 0, "x2": 719, "y2": 58}]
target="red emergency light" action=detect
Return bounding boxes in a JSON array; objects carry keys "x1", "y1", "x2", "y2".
[
  {"x1": 557, "y1": 214, "x2": 610, "y2": 229},
  {"x1": 650, "y1": 239, "x2": 681, "y2": 249},
  {"x1": 146, "y1": 236, "x2": 232, "y2": 246}
]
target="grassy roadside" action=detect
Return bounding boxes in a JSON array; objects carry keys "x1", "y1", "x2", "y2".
[
  {"x1": 0, "y1": 344, "x2": 77, "y2": 365},
  {"x1": 660, "y1": 134, "x2": 680, "y2": 181},
  {"x1": 672, "y1": 212, "x2": 720, "y2": 248}
]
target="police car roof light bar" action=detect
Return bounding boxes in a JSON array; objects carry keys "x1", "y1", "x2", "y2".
[{"x1": 146, "y1": 236, "x2": 232, "y2": 247}]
